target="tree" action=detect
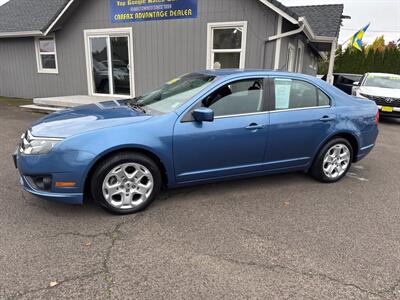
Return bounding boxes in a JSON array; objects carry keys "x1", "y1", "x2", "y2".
[
  {"x1": 366, "y1": 36, "x2": 385, "y2": 53},
  {"x1": 318, "y1": 36, "x2": 400, "y2": 75},
  {"x1": 387, "y1": 41, "x2": 398, "y2": 50}
]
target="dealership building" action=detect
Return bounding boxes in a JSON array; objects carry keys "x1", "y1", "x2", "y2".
[{"x1": 0, "y1": 0, "x2": 345, "y2": 105}]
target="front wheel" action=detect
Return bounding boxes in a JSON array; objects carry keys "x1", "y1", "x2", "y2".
[
  {"x1": 91, "y1": 152, "x2": 162, "y2": 214},
  {"x1": 310, "y1": 138, "x2": 353, "y2": 183}
]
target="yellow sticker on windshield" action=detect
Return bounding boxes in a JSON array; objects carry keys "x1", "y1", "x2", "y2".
[{"x1": 167, "y1": 78, "x2": 180, "y2": 85}]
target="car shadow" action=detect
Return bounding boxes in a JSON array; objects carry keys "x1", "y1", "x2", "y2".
[
  {"x1": 379, "y1": 116, "x2": 400, "y2": 125},
  {"x1": 25, "y1": 171, "x2": 311, "y2": 216},
  {"x1": 156, "y1": 171, "x2": 311, "y2": 204},
  {"x1": 22, "y1": 164, "x2": 370, "y2": 217}
]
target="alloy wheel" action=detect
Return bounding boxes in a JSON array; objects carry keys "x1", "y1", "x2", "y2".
[
  {"x1": 102, "y1": 162, "x2": 154, "y2": 210},
  {"x1": 322, "y1": 144, "x2": 351, "y2": 179}
]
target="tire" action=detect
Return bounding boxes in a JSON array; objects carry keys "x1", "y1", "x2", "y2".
[
  {"x1": 310, "y1": 138, "x2": 353, "y2": 183},
  {"x1": 90, "y1": 152, "x2": 162, "y2": 215}
]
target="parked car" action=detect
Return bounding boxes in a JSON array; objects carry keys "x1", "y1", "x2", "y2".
[
  {"x1": 93, "y1": 59, "x2": 130, "y2": 94},
  {"x1": 352, "y1": 72, "x2": 400, "y2": 117},
  {"x1": 321, "y1": 73, "x2": 362, "y2": 95},
  {"x1": 13, "y1": 70, "x2": 379, "y2": 215}
]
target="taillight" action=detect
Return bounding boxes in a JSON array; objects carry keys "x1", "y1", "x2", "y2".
[{"x1": 375, "y1": 111, "x2": 380, "y2": 124}]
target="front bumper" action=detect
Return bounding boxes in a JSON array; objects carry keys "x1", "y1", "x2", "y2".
[
  {"x1": 12, "y1": 151, "x2": 17, "y2": 168},
  {"x1": 13, "y1": 149, "x2": 95, "y2": 205},
  {"x1": 377, "y1": 106, "x2": 400, "y2": 118},
  {"x1": 20, "y1": 175, "x2": 83, "y2": 205}
]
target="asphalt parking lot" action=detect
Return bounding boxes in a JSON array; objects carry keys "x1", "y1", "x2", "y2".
[{"x1": 1, "y1": 104, "x2": 400, "y2": 299}]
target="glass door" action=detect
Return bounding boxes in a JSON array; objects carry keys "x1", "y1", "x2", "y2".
[{"x1": 89, "y1": 35, "x2": 131, "y2": 96}]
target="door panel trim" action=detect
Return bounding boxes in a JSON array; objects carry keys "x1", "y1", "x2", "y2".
[
  {"x1": 84, "y1": 27, "x2": 135, "y2": 97},
  {"x1": 269, "y1": 105, "x2": 330, "y2": 113},
  {"x1": 176, "y1": 157, "x2": 310, "y2": 182},
  {"x1": 214, "y1": 111, "x2": 270, "y2": 119}
]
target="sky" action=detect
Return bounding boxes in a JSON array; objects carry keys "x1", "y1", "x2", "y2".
[
  {"x1": 0, "y1": 0, "x2": 399, "y2": 45},
  {"x1": 281, "y1": 0, "x2": 400, "y2": 45}
]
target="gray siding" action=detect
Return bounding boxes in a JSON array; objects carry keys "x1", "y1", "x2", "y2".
[
  {"x1": 302, "y1": 47, "x2": 318, "y2": 75},
  {"x1": 0, "y1": 0, "x2": 315, "y2": 99},
  {"x1": 278, "y1": 20, "x2": 317, "y2": 76}
]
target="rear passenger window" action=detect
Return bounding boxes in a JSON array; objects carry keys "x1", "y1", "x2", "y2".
[
  {"x1": 273, "y1": 78, "x2": 330, "y2": 110},
  {"x1": 318, "y1": 90, "x2": 330, "y2": 106},
  {"x1": 203, "y1": 79, "x2": 264, "y2": 117}
]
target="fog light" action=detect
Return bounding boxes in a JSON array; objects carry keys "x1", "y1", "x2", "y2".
[
  {"x1": 26, "y1": 176, "x2": 52, "y2": 191},
  {"x1": 42, "y1": 177, "x2": 52, "y2": 190}
]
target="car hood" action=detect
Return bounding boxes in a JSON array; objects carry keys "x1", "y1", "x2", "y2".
[
  {"x1": 30, "y1": 100, "x2": 152, "y2": 138},
  {"x1": 359, "y1": 86, "x2": 400, "y2": 98}
]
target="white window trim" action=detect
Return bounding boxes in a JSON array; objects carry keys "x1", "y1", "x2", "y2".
[
  {"x1": 83, "y1": 27, "x2": 135, "y2": 98},
  {"x1": 34, "y1": 34, "x2": 59, "y2": 74},
  {"x1": 296, "y1": 40, "x2": 304, "y2": 73},
  {"x1": 206, "y1": 21, "x2": 247, "y2": 70},
  {"x1": 287, "y1": 43, "x2": 296, "y2": 72}
]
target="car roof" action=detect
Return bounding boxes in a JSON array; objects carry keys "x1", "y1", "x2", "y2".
[
  {"x1": 333, "y1": 73, "x2": 362, "y2": 76},
  {"x1": 198, "y1": 69, "x2": 319, "y2": 81}
]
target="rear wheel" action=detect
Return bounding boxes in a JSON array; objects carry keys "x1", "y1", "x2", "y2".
[
  {"x1": 310, "y1": 138, "x2": 353, "y2": 183},
  {"x1": 91, "y1": 152, "x2": 162, "y2": 214}
]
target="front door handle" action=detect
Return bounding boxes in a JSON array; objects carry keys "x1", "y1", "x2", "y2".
[
  {"x1": 246, "y1": 123, "x2": 264, "y2": 130},
  {"x1": 320, "y1": 115, "x2": 336, "y2": 122}
]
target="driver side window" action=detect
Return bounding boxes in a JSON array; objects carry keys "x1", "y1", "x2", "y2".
[{"x1": 202, "y1": 79, "x2": 264, "y2": 117}]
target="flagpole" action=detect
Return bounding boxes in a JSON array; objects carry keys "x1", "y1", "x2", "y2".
[
  {"x1": 325, "y1": 23, "x2": 370, "y2": 83},
  {"x1": 339, "y1": 23, "x2": 370, "y2": 48},
  {"x1": 339, "y1": 35, "x2": 353, "y2": 47}
]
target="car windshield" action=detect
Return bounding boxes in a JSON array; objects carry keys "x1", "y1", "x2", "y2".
[
  {"x1": 364, "y1": 74, "x2": 400, "y2": 89},
  {"x1": 342, "y1": 75, "x2": 361, "y2": 82},
  {"x1": 134, "y1": 73, "x2": 216, "y2": 113}
]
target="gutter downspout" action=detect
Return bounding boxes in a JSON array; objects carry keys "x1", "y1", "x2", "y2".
[
  {"x1": 327, "y1": 38, "x2": 338, "y2": 85},
  {"x1": 273, "y1": 16, "x2": 283, "y2": 70},
  {"x1": 261, "y1": 23, "x2": 305, "y2": 69}
]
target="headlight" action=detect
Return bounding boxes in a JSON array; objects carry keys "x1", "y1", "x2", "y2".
[{"x1": 20, "y1": 131, "x2": 63, "y2": 155}]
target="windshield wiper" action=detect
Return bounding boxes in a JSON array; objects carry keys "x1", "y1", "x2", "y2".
[{"x1": 127, "y1": 98, "x2": 146, "y2": 113}]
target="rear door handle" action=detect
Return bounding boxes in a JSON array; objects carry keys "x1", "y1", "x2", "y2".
[
  {"x1": 320, "y1": 115, "x2": 336, "y2": 122},
  {"x1": 246, "y1": 123, "x2": 264, "y2": 130}
]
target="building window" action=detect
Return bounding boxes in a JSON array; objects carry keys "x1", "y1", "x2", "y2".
[
  {"x1": 287, "y1": 43, "x2": 296, "y2": 72},
  {"x1": 309, "y1": 55, "x2": 318, "y2": 71},
  {"x1": 295, "y1": 41, "x2": 304, "y2": 73},
  {"x1": 35, "y1": 35, "x2": 58, "y2": 74},
  {"x1": 207, "y1": 21, "x2": 247, "y2": 70}
]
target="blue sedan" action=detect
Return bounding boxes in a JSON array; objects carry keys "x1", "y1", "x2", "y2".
[{"x1": 14, "y1": 70, "x2": 379, "y2": 214}]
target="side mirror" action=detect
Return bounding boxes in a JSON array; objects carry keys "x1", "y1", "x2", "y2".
[
  {"x1": 353, "y1": 81, "x2": 360, "y2": 86},
  {"x1": 192, "y1": 107, "x2": 214, "y2": 122}
]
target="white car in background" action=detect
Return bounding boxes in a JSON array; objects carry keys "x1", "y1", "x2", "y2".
[{"x1": 352, "y1": 73, "x2": 400, "y2": 117}]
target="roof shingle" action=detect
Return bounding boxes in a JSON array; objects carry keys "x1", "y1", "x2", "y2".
[
  {"x1": 0, "y1": 0, "x2": 69, "y2": 33},
  {"x1": 289, "y1": 4, "x2": 344, "y2": 38},
  {"x1": 0, "y1": 0, "x2": 344, "y2": 39}
]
